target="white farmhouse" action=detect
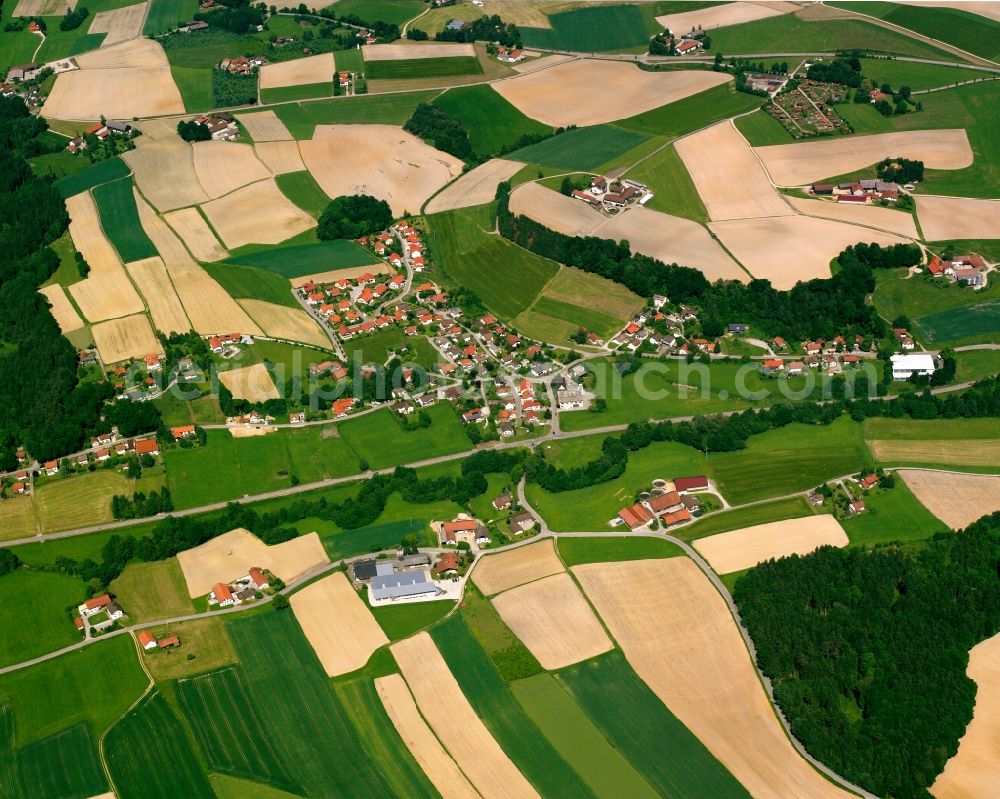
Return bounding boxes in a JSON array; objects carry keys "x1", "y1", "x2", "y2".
[{"x1": 890, "y1": 353, "x2": 936, "y2": 380}]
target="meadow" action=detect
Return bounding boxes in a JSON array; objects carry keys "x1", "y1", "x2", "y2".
[
  {"x1": 161, "y1": 29, "x2": 268, "y2": 69},
  {"x1": 55, "y1": 157, "x2": 130, "y2": 199},
  {"x1": 271, "y1": 90, "x2": 442, "y2": 138},
  {"x1": 558, "y1": 651, "x2": 751, "y2": 799},
  {"x1": 334, "y1": 0, "x2": 423, "y2": 26},
  {"x1": 144, "y1": 0, "x2": 201, "y2": 35},
  {"x1": 366, "y1": 56, "x2": 482, "y2": 81},
  {"x1": 520, "y1": 4, "x2": 652, "y2": 52},
  {"x1": 859, "y1": 57, "x2": 988, "y2": 92},
  {"x1": 143, "y1": 616, "x2": 239, "y2": 681},
  {"x1": 202, "y1": 262, "x2": 299, "y2": 307},
  {"x1": 556, "y1": 536, "x2": 684, "y2": 567},
  {"x1": 678, "y1": 496, "x2": 818, "y2": 541},
  {"x1": 304, "y1": 513, "x2": 440, "y2": 561},
  {"x1": 104, "y1": 692, "x2": 214, "y2": 799},
  {"x1": 223, "y1": 239, "x2": 378, "y2": 277},
  {"x1": 171, "y1": 65, "x2": 214, "y2": 112},
  {"x1": 92, "y1": 176, "x2": 159, "y2": 263},
  {"x1": 733, "y1": 109, "x2": 794, "y2": 147},
  {"x1": 617, "y1": 81, "x2": 762, "y2": 138},
  {"x1": 107, "y1": 558, "x2": 194, "y2": 622},
  {"x1": 274, "y1": 169, "x2": 331, "y2": 218},
  {"x1": 841, "y1": 480, "x2": 945, "y2": 547},
  {"x1": 260, "y1": 81, "x2": 334, "y2": 104},
  {"x1": 510, "y1": 125, "x2": 651, "y2": 171},
  {"x1": 370, "y1": 599, "x2": 453, "y2": 641},
  {"x1": 874, "y1": 269, "x2": 1000, "y2": 324},
  {"x1": 0, "y1": 571, "x2": 82, "y2": 669},
  {"x1": 34, "y1": 467, "x2": 166, "y2": 534},
  {"x1": 625, "y1": 143, "x2": 709, "y2": 223},
  {"x1": 431, "y1": 84, "x2": 551, "y2": 159},
  {"x1": 344, "y1": 326, "x2": 438, "y2": 369},
  {"x1": 338, "y1": 403, "x2": 471, "y2": 469},
  {"x1": 522, "y1": 296, "x2": 624, "y2": 341},
  {"x1": 15, "y1": 723, "x2": 108, "y2": 799},
  {"x1": 914, "y1": 299, "x2": 1000, "y2": 346}
]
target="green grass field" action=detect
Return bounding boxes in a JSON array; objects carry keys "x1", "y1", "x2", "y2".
[
  {"x1": 0, "y1": 3, "x2": 38, "y2": 72},
  {"x1": 863, "y1": 416, "x2": 1000, "y2": 442},
  {"x1": 15, "y1": 723, "x2": 108, "y2": 799},
  {"x1": 178, "y1": 668, "x2": 301, "y2": 791},
  {"x1": 625, "y1": 143, "x2": 708, "y2": 223},
  {"x1": 679, "y1": 496, "x2": 818, "y2": 541},
  {"x1": 92, "y1": 177, "x2": 158, "y2": 263},
  {"x1": 874, "y1": 270, "x2": 1000, "y2": 325},
  {"x1": 54, "y1": 157, "x2": 130, "y2": 199},
  {"x1": 367, "y1": 56, "x2": 482, "y2": 81},
  {"x1": 430, "y1": 615, "x2": 597, "y2": 799},
  {"x1": 427, "y1": 204, "x2": 559, "y2": 319},
  {"x1": 559, "y1": 650, "x2": 751, "y2": 799},
  {"x1": 271, "y1": 90, "x2": 442, "y2": 139},
  {"x1": 0, "y1": 635, "x2": 146, "y2": 748},
  {"x1": 955, "y1": 348, "x2": 1000, "y2": 382},
  {"x1": 274, "y1": 170, "x2": 331, "y2": 218},
  {"x1": 339, "y1": 403, "x2": 471, "y2": 470},
  {"x1": 733, "y1": 108, "x2": 794, "y2": 146},
  {"x1": 223, "y1": 239, "x2": 377, "y2": 277},
  {"x1": 144, "y1": 0, "x2": 200, "y2": 35},
  {"x1": 305, "y1": 515, "x2": 438, "y2": 560},
  {"x1": 370, "y1": 599, "x2": 453, "y2": 641},
  {"x1": 202, "y1": 261, "x2": 298, "y2": 307},
  {"x1": 170, "y1": 65, "x2": 214, "y2": 112},
  {"x1": 334, "y1": 0, "x2": 423, "y2": 26},
  {"x1": 524, "y1": 296, "x2": 624, "y2": 339},
  {"x1": 0, "y1": 571, "x2": 82, "y2": 669},
  {"x1": 510, "y1": 124, "x2": 651, "y2": 171},
  {"x1": 556, "y1": 536, "x2": 684, "y2": 566},
  {"x1": 255, "y1": 339, "x2": 338, "y2": 379},
  {"x1": 161, "y1": 29, "x2": 268, "y2": 69},
  {"x1": 0, "y1": 705, "x2": 13, "y2": 799},
  {"x1": 34, "y1": 467, "x2": 165, "y2": 534},
  {"x1": 859, "y1": 57, "x2": 987, "y2": 92},
  {"x1": 105, "y1": 692, "x2": 213, "y2": 799},
  {"x1": 432, "y1": 84, "x2": 551, "y2": 159},
  {"x1": 842, "y1": 480, "x2": 945, "y2": 547},
  {"x1": 260, "y1": 81, "x2": 334, "y2": 104},
  {"x1": 144, "y1": 616, "x2": 239, "y2": 681},
  {"x1": 209, "y1": 774, "x2": 304, "y2": 799},
  {"x1": 107, "y1": 559, "x2": 193, "y2": 622},
  {"x1": 512, "y1": 672, "x2": 660, "y2": 799},
  {"x1": 520, "y1": 4, "x2": 651, "y2": 52},
  {"x1": 344, "y1": 325, "x2": 438, "y2": 369},
  {"x1": 914, "y1": 299, "x2": 1000, "y2": 346},
  {"x1": 34, "y1": 27, "x2": 105, "y2": 63},
  {"x1": 617, "y1": 81, "x2": 763, "y2": 137}
]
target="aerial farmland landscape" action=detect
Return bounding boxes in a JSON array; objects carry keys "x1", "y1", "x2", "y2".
[{"x1": 2, "y1": 0, "x2": 1000, "y2": 797}]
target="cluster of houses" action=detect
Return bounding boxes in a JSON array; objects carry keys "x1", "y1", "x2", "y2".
[
  {"x1": 495, "y1": 45, "x2": 525, "y2": 63},
  {"x1": 217, "y1": 55, "x2": 267, "y2": 75},
  {"x1": 209, "y1": 332, "x2": 251, "y2": 356},
  {"x1": 34, "y1": 430, "x2": 162, "y2": 480},
  {"x1": 571, "y1": 175, "x2": 653, "y2": 213},
  {"x1": 811, "y1": 179, "x2": 901, "y2": 204},
  {"x1": 208, "y1": 567, "x2": 271, "y2": 607},
  {"x1": 138, "y1": 630, "x2": 181, "y2": 651},
  {"x1": 189, "y1": 111, "x2": 240, "y2": 141},
  {"x1": 76, "y1": 593, "x2": 126, "y2": 636},
  {"x1": 609, "y1": 299, "x2": 701, "y2": 355},
  {"x1": 66, "y1": 120, "x2": 134, "y2": 154},
  {"x1": 301, "y1": 271, "x2": 407, "y2": 339},
  {"x1": 615, "y1": 475, "x2": 709, "y2": 530},
  {"x1": 352, "y1": 552, "x2": 453, "y2": 605},
  {"x1": 926, "y1": 254, "x2": 988, "y2": 289},
  {"x1": 658, "y1": 27, "x2": 706, "y2": 56}
]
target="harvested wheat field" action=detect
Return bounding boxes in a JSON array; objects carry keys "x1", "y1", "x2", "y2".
[
  {"x1": 290, "y1": 572, "x2": 388, "y2": 676},
  {"x1": 917, "y1": 195, "x2": 1000, "y2": 242},
  {"x1": 898, "y1": 469, "x2": 1000, "y2": 530},
  {"x1": 300, "y1": 125, "x2": 464, "y2": 217},
  {"x1": 508, "y1": 181, "x2": 602, "y2": 236},
  {"x1": 676, "y1": 121, "x2": 791, "y2": 221},
  {"x1": 254, "y1": 141, "x2": 305, "y2": 174},
  {"x1": 176, "y1": 528, "x2": 328, "y2": 597},
  {"x1": 91, "y1": 313, "x2": 161, "y2": 364},
  {"x1": 656, "y1": 1, "x2": 794, "y2": 32},
  {"x1": 755, "y1": 130, "x2": 973, "y2": 186},
  {"x1": 201, "y1": 179, "x2": 315, "y2": 249},
  {"x1": 192, "y1": 141, "x2": 272, "y2": 200},
  {"x1": 228, "y1": 425, "x2": 277, "y2": 438},
  {"x1": 125, "y1": 121, "x2": 209, "y2": 212},
  {"x1": 492, "y1": 572, "x2": 612, "y2": 670},
  {"x1": 124, "y1": 256, "x2": 191, "y2": 334},
  {"x1": 163, "y1": 208, "x2": 228, "y2": 262},
  {"x1": 237, "y1": 110, "x2": 293, "y2": 142},
  {"x1": 64, "y1": 192, "x2": 145, "y2": 321},
  {"x1": 363, "y1": 43, "x2": 475, "y2": 60},
  {"x1": 694, "y1": 515, "x2": 849, "y2": 574},
  {"x1": 472, "y1": 539, "x2": 564, "y2": 596},
  {"x1": 39, "y1": 284, "x2": 85, "y2": 333},
  {"x1": 75, "y1": 37, "x2": 169, "y2": 69},
  {"x1": 289, "y1": 264, "x2": 389, "y2": 288},
  {"x1": 12, "y1": 0, "x2": 70, "y2": 14},
  {"x1": 787, "y1": 195, "x2": 919, "y2": 239},
  {"x1": 88, "y1": 2, "x2": 147, "y2": 48},
  {"x1": 237, "y1": 299, "x2": 329, "y2": 348},
  {"x1": 931, "y1": 632, "x2": 1000, "y2": 799},
  {"x1": 494, "y1": 60, "x2": 731, "y2": 128},
  {"x1": 575, "y1": 558, "x2": 854, "y2": 799},
  {"x1": 259, "y1": 52, "x2": 334, "y2": 89},
  {"x1": 218, "y1": 362, "x2": 280, "y2": 402},
  {"x1": 392, "y1": 633, "x2": 539, "y2": 799},
  {"x1": 426, "y1": 158, "x2": 524, "y2": 213},
  {"x1": 375, "y1": 674, "x2": 481, "y2": 799},
  {"x1": 512, "y1": 53, "x2": 574, "y2": 74},
  {"x1": 868, "y1": 439, "x2": 1000, "y2": 468},
  {"x1": 710, "y1": 215, "x2": 907, "y2": 289}
]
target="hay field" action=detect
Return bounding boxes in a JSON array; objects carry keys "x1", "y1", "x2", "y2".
[
  {"x1": 426, "y1": 158, "x2": 523, "y2": 213},
  {"x1": 676, "y1": 121, "x2": 792, "y2": 221},
  {"x1": 787, "y1": 196, "x2": 920, "y2": 238},
  {"x1": 125, "y1": 119, "x2": 209, "y2": 212},
  {"x1": 125, "y1": 256, "x2": 192, "y2": 335},
  {"x1": 91, "y1": 313, "x2": 161, "y2": 363},
  {"x1": 916, "y1": 195, "x2": 1000, "y2": 241},
  {"x1": 363, "y1": 43, "x2": 475, "y2": 60},
  {"x1": 930, "y1": 632, "x2": 1000, "y2": 799},
  {"x1": 163, "y1": 208, "x2": 228, "y2": 262},
  {"x1": 65, "y1": 191, "x2": 145, "y2": 322},
  {"x1": 290, "y1": 572, "x2": 388, "y2": 676},
  {"x1": 656, "y1": 1, "x2": 794, "y2": 32},
  {"x1": 39, "y1": 284, "x2": 84, "y2": 333},
  {"x1": 391, "y1": 632, "x2": 539, "y2": 799},
  {"x1": 493, "y1": 60, "x2": 731, "y2": 128},
  {"x1": 88, "y1": 2, "x2": 147, "y2": 48},
  {"x1": 12, "y1": 0, "x2": 72, "y2": 14},
  {"x1": 259, "y1": 52, "x2": 335, "y2": 89},
  {"x1": 254, "y1": 141, "x2": 305, "y2": 174},
  {"x1": 300, "y1": 125, "x2": 463, "y2": 217},
  {"x1": 693, "y1": 515, "x2": 849, "y2": 574},
  {"x1": 237, "y1": 111, "x2": 293, "y2": 141},
  {"x1": 869, "y1": 439, "x2": 1000, "y2": 467},
  {"x1": 575, "y1": 558, "x2": 854, "y2": 799},
  {"x1": 472, "y1": 539, "x2": 564, "y2": 596},
  {"x1": 201, "y1": 179, "x2": 315, "y2": 249},
  {"x1": 43, "y1": 40, "x2": 183, "y2": 120},
  {"x1": 133, "y1": 190, "x2": 262, "y2": 334},
  {"x1": 375, "y1": 674, "x2": 481, "y2": 799},
  {"x1": 192, "y1": 141, "x2": 272, "y2": 199},
  {"x1": 176, "y1": 528, "x2": 328, "y2": 597},
  {"x1": 755, "y1": 130, "x2": 973, "y2": 186},
  {"x1": 898, "y1": 469, "x2": 1000, "y2": 529},
  {"x1": 710, "y1": 215, "x2": 907, "y2": 289},
  {"x1": 238, "y1": 299, "x2": 329, "y2": 347},
  {"x1": 492, "y1": 573, "x2": 612, "y2": 670},
  {"x1": 289, "y1": 263, "x2": 389, "y2": 287},
  {"x1": 218, "y1": 362, "x2": 281, "y2": 402}
]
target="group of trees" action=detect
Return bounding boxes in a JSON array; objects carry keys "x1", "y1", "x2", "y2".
[
  {"x1": 59, "y1": 5, "x2": 89, "y2": 31},
  {"x1": 317, "y1": 194, "x2": 393, "y2": 240},
  {"x1": 195, "y1": 0, "x2": 265, "y2": 34},
  {"x1": 877, "y1": 156, "x2": 924, "y2": 183},
  {"x1": 735, "y1": 515, "x2": 1000, "y2": 799},
  {"x1": 404, "y1": 103, "x2": 473, "y2": 161},
  {"x1": 436, "y1": 14, "x2": 519, "y2": 48},
  {"x1": 110, "y1": 487, "x2": 175, "y2": 520},
  {"x1": 176, "y1": 119, "x2": 212, "y2": 142},
  {"x1": 807, "y1": 56, "x2": 863, "y2": 87}
]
